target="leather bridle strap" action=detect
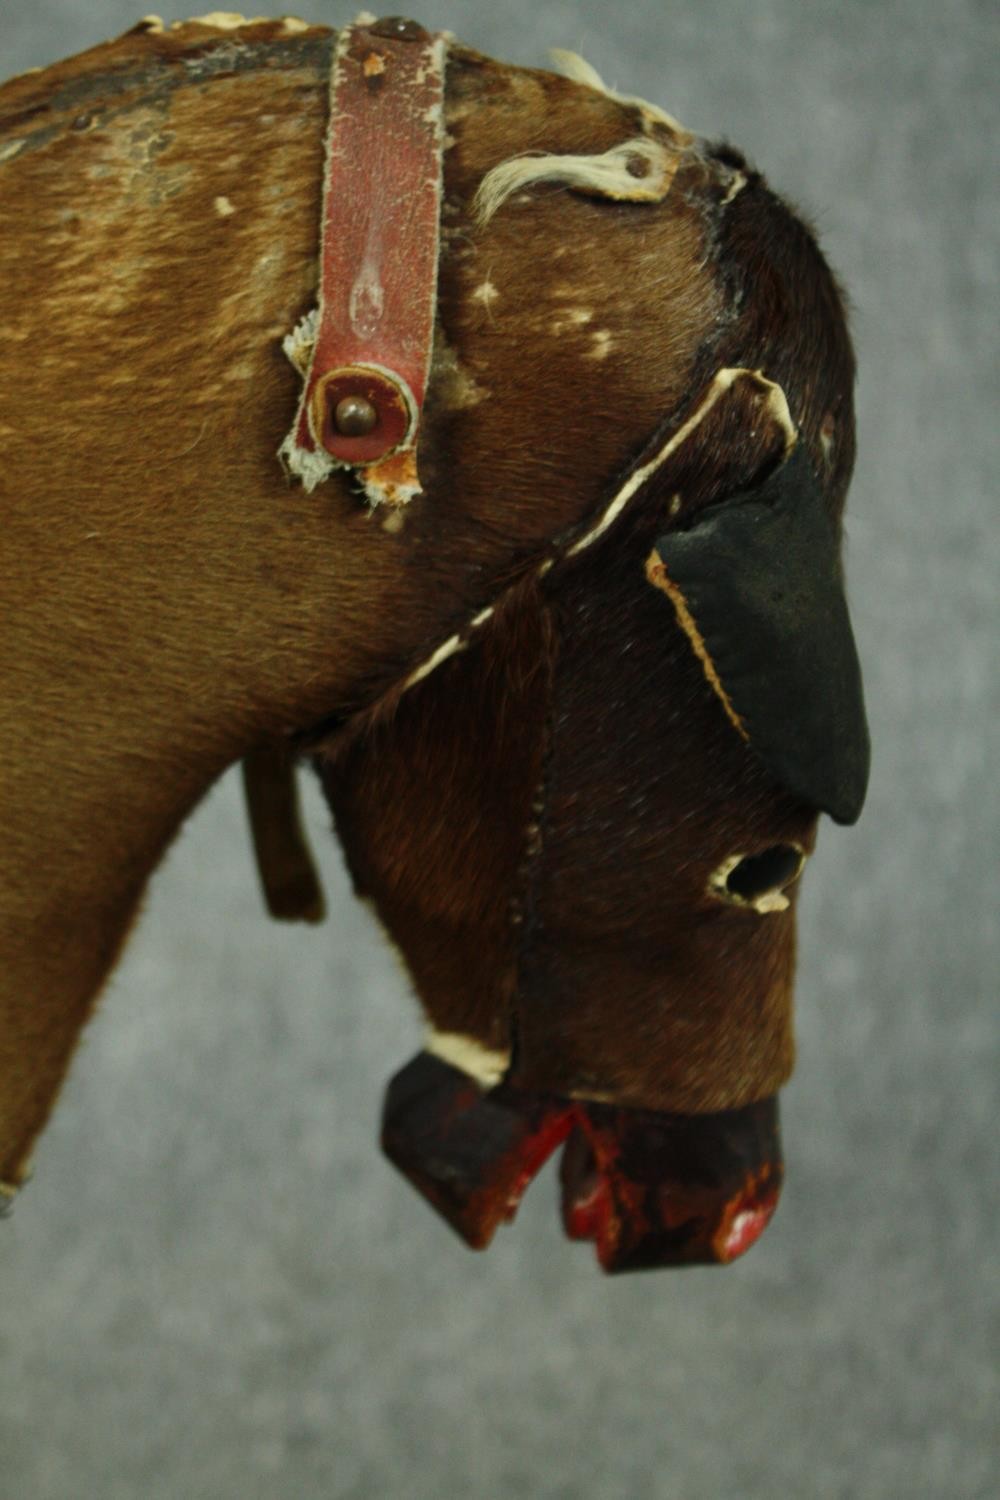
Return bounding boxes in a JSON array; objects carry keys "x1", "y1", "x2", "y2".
[
  {"x1": 242, "y1": 745, "x2": 325, "y2": 925},
  {"x1": 254, "y1": 16, "x2": 448, "y2": 923},
  {"x1": 280, "y1": 14, "x2": 449, "y2": 507}
]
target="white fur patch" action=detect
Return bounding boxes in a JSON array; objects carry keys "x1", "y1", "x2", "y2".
[
  {"x1": 472, "y1": 279, "x2": 500, "y2": 310},
  {"x1": 426, "y1": 1029, "x2": 510, "y2": 1088},
  {"x1": 473, "y1": 137, "x2": 681, "y2": 227},
  {"x1": 550, "y1": 307, "x2": 593, "y2": 336},
  {"x1": 548, "y1": 48, "x2": 691, "y2": 138},
  {"x1": 214, "y1": 195, "x2": 236, "y2": 216},
  {"x1": 585, "y1": 329, "x2": 613, "y2": 360}
]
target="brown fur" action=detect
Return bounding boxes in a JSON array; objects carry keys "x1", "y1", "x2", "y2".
[
  {"x1": 320, "y1": 381, "x2": 821, "y2": 1112},
  {"x1": 0, "y1": 19, "x2": 855, "y2": 1186}
]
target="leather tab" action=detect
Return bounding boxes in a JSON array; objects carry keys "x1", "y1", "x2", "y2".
[
  {"x1": 242, "y1": 746, "x2": 326, "y2": 924},
  {"x1": 280, "y1": 17, "x2": 448, "y2": 504}
]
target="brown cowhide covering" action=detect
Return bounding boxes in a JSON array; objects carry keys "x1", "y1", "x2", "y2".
[{"x1": 0, "y1": 16, "x2": 859, "y2": 1263}]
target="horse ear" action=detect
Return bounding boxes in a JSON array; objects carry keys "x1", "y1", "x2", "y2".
[{"x1": 648, "y1": 444, "x2": 870, "y2": 824}]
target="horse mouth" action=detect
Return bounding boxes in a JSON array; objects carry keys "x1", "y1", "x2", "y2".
[{"x1": 381, "y1": 1052, "x2": 782, "y2": 1273}]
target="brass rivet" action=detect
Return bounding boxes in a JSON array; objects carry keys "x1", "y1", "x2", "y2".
[
  {"x1": 333, "y1": 396, "x2": 378, "y2": 437},
  {"x1": 369, "y1": 17, "x2": 428, "y2": 42}
]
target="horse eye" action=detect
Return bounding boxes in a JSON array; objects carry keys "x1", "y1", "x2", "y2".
[{"x1": 709, "y1": 844, "x2": 805, "y2": 914}]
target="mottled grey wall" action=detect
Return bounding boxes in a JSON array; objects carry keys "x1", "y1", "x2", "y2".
[{"x1": 1, "y1": 3, "x2": 996, "y2": 1498}]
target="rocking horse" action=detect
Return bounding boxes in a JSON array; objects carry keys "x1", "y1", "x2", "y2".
[{"x1": 0, "y1": 13, "x2": 868, "y2": 1271}]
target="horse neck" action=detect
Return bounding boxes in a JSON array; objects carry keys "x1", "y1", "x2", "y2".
[{"x1": 0, "y1": 35, "x2": 416, "y2": 1187}]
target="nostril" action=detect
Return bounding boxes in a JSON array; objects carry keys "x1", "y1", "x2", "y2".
[{"x1": 709, "y1": 843, "x2": 805, "y2": 913}]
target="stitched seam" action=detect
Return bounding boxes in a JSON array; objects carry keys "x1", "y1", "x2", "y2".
[{"x1": 505, "y1": 601, "x2": 559, "y2": 1081}]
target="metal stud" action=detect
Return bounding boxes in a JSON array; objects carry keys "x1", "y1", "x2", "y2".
[
  {"x1": 333, "y1": 395, "x2": 378, "y2": 437},
  {"x1": 369, "y1": 17, "x2": 429, "y2": 42}
]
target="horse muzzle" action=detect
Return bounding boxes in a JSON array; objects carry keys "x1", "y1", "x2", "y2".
[{"x1": 381, "y1": 1052, "x2": 782, "y2": 1273}]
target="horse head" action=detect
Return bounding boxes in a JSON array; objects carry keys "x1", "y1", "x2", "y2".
[
  {"x1": 0, "y1": 17, "x2": 867, "y2": 1269},
  {"x1": 319, "y1": 370, "x2": 866, "y2": 1273},
  {"x1": 307, "y1": 22, "x2": 867, "y2": 1272}
]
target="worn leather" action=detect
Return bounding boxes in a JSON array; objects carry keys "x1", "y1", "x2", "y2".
[{"x1": 654, "y1": 446, "x2": 870, "y2": 825}]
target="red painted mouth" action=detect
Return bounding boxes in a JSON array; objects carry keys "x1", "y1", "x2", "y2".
[{"x1": 381, "y1": 1053, "x2": 782, "y2": 1272}]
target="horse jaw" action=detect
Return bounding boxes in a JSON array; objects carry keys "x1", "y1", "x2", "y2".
[{"x1": 381, "y1": 1052, "x2": 782, "y2": 1272}]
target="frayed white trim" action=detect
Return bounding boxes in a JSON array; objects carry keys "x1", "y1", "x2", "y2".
[
  {"x1": 402, "y1": 633, "x2": 466, "y2": 690},
  {"x1": 567, "y1": 368, "x2": 797, "y2": 559},
  {"x1": 473, "y1": 137, "x2": 679, "y2": 227},
  {"x1": 548, "y1": 48, "x2": 690, "y2": 136},
  {"x1": 426, "y1": 1029, "x2": 510, "y2": 1088},
  {"x1": 278, "y1": 311, "x2": 332, "y2": 490},
  {"x1": 278, "y1": 438, "x2": 336, "y2": 493},
  {"x1": 145, "y1": 12, "x2": 313, "y2": 34},
  {"x1": 390, "y1": 369, "x2": 797, "y2": 704},
  {"x1": 179, "y1": 12, "x2": 271, "y2": 28},
  {"x1": 363, "y1": 470, "x2": 421, "y2": 507},
  {"x1": 707, "y1": 848, "x2": 805, "y2": 915},
  {"x1": 721, "y1": 170, "x2": 747, "y2": 206},
  {"x1": 762, "y1": 378, "x2": 797, "y2": 455},
  {"x1": 282, "y1": 309, "x2": 317, "y2": 373}
]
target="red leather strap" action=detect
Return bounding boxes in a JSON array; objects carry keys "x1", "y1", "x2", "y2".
[{"x1": 281, "y1": 16, "x2": 448, "y2": 504}]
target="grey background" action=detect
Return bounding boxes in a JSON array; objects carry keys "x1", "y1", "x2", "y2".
[{"x1": 1, "y1": 1, "x2": 997, "y2": 1497}]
